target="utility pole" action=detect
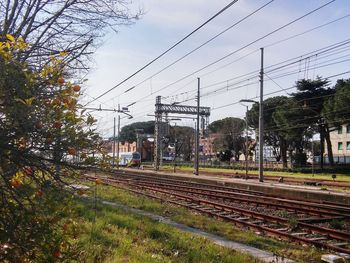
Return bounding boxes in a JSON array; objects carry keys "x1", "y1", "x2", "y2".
[
  {"x1": 116, "y1": 105, "x2": 121, "y2": 169},
  {"x1": 312, "y1": 137, "x2": 314, "y2": 177},
  {"x1": 173, "y1": 122, "x2": 177, "y2": 173},
  {"x1": 112, "y1": 117, "x2": 116, "y2": 167},
  {"x1": 239, "y1": 99, "x2": 255, "y2": 179},
  {"x1": 194, "y1": 77, "x2": 200, "y2": 176},
  {"x1": 245, "y1": 105, "x2": 249, "y2": 179},
  {"x1": 259, "y1": 47, "x2": 264, "y2": 182}
]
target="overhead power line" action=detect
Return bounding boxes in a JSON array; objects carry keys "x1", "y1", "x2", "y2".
[
  {"x1": 113, "y1": 0, "x2": 275, "y2": 99},
  {"x1": 211, "y1": 70, "x2": 350, "y2": 111},
  {"x1": 131, "y1": 0, "x2": 336, "y2": 105},
  {"x1": 87, "y1": 0, "x2": 239, "y2": 105},
  {"x1": 179, "y1": 14, "x2": 350, "y2": 93}
]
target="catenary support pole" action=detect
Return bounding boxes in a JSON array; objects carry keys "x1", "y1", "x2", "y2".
[
  {"x1": 245, "y1": 105, "x2": 249, "y2": 179},
  {"x1": 195, "y1": 77, "x2": 200, "y2": 175},
  {"x1": 259, "y1": 48, "x2": 264, "y2": 182},
  {"x1": 112, "y1": 117, "x2": 116, "y2": 167},
  {"x1": 117, "y1": 105, "x2": 121, "y2": 169}
]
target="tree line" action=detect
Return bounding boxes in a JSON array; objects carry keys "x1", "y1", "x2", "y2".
[
  {"x1": 119, "y1": 77, "x2": 350, "y2": 167},
  {"x1": 209, "y1": 77, "x2": 350, "y2": 167}
]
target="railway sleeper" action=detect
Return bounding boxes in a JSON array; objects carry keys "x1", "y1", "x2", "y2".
[
  {"x1": 248, "y1": 220, "x2": 264, "y2": 224},
  {"x1": 290, "y1": 232, "x2": 309, "y2": 236},
  {"x1": 298, "y1": 216, "x2": 345, "y2": 223},
  {"x1": 216, "y1": 211, "x2": 232, "y2": 216},
  {"x1": 330, "y1": 242, "x2": 349, "y2": 247},
  {"x1": 274, "y1": 227, "x2": 289, "y2": 232},
  {"x1": 236, "y1": 217, "x2": 250, "y2": 221},
  {"x1": 308, "y1": 236, "x2": 328, "y2": 241}
]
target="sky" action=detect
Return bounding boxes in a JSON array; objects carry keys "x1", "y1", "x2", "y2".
[{"x1": 81, "y1": 0, "x2": 350, "y2": 138}]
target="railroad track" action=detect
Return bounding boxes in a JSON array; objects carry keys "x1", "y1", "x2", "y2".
[
  {"x1": 141, "y1": 166, "x2": 350, "y2": 188},
  {"x1": 85, "y1": 170, "x2": 350, "y2": 254}
]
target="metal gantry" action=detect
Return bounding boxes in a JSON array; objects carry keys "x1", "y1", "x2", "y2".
[{"x1": 154, "y1": 96, "x2": 210, "y2": 171}]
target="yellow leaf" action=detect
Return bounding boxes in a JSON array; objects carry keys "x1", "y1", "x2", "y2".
[
  {"x1": 59, "y1": 51, "x2": 68, "y2": 57},
  {"x1": 24, "y1": 97, "x2": 35, "y2": 105},
  {"x1": 15, "y1": 171, "x2": 25, "y2": 178},
  {"x1": 14, "y1": 97, "x2": 34, "y2": 105},
  {"x1": 6, "y1": 34, "x2": 15, "y2": 42},
  {"x1": 14, "y1": 98, "x2": 27, "y2": 105}
]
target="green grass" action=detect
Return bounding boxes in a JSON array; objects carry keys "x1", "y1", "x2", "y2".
[
  {"x1": 159, "y1": 165, "x2": 350, "y2": 182},
  {"x1": 77, "y1": 178, "x2": 325, "y2": 263},
  {"x1": 72, "y1": 198, "x2": 261, "y2": 262}
]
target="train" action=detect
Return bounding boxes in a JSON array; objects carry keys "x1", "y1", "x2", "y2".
[{"x1": 118, "y1": 151, "x2": 141, "y2": 167}]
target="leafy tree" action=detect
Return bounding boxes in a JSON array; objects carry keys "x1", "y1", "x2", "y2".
[
  {"x1": 119, "y1": 121, "x2": 155, "y2": 143},
  {"x1": 273, "y1": 98, "x2": 311, "y2": 167},
  {"x1": 208, "y1": 117, "x2": 245, "y2": 161},
  {"x1": 0, "y1": 36, "x2": 100, "y2": 261},
  {"x1": 246, "y1": 96, "x2": 289, "y2": 167},
  {"x1": 169, "y1": 125, "x2": 195, "y2": 161},
  {"x1": 292, "y1": 77, "x2": 336, "y2": 167},
  {"x1": 216, "y1": 149, "x2": 233, "y2": 162},
  {"x1": 0, "y1": 0, "x2": 142, "y2": 71},
  {"x1": 323, "y1": 79, "x2": 350, "y2": 127}
]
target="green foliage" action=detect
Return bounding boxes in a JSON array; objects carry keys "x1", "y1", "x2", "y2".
[
  {"x1": 247, "y1": 96, "x2": 289, "y2": 164},
  {"x1": 0, "y1": 186, "x2": 81, "y2": 262},
  {"x1": 119, "y1": 121, "x2": 155, "y2": 143},
  {"x1": 216, "y1": 149, "x2": 233, "y2": 162},
  {"x1": 168, "y1": 125, "x2": 195, "y2": 161},
  {"x1": 79, "y1": 179, "x2": 326, "y2": 262},
  {"x1": 273, "y1": 98, "x2": 310, "y2": 167},
  {"x1": 323, "y1": 78, "x2": 350, "y2": 126},
  {"x1": 208, "y1": 117, "x2": 246, "y2": 161},
  {"x1": 292, "y1": 77, "x2": 336, "y2": 166},
  {"x1": 0, "y1": 36, "x2": 100, "y2": 261},
  {"x1": 74, "y1": 198, "x2": 260, "y2": 263}
]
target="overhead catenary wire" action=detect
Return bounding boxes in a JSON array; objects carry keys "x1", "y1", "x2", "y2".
[
  {"x1": 188, "y1": 13, "x2": 350, "y2": 87},
  {"x1": 211, "y1": 70, "x2": 350, "y2": 111},
  {"x1": 201, "y1": 37, "x2": 350, "y2": 92},
  {"x1": 150, "y1": 34, "x2": 350, "y2": 106},
  {"x1": 97, "y1": 5, "x2": 348, "y2": 110},
  {"x1": 90, "y1": 1, "x2": 350, "y2": 136},
  {"x1": 112, "y1": 0, "x2": 275, "y2": 99},
  {"x1": 98, "y1": 62, "x2": 350, "y2": 134},
  {"x1": 87, "y1": 0, "x2": 239, "y2": 105},
  {"x1": 195, "y1": 40, "x2": 350, "y2": 99},
  {"x1": 130, "y1": 0, "x2": 336, "y2": 106},
  {"x1": 98, "y1": 41, "x2": 345, "y2": 129}
]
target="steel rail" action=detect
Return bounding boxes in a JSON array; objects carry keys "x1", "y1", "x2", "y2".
[
  {"x1": 127, "y1": 180, "x2": 349, "y2": 218},
  {"x1": 90, "y1": 176, "x2": 350, "y2": 254},
  {"x1": 90, "y1": 172, "x2": 350, "y2": 214}
]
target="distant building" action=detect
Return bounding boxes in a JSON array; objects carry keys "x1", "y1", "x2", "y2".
[
  {"x1": 119, "y1": 141, "x2": 137, "y2": 153},
  {"x1": 325, "y1": 124, "x2": 350, "y2": 164},
  {"x1": 102, "y1": 140, "x2": 137, "y2": 154},
  {"x1": 199, "y1": 135, "x2": 217, "y2": 158}
]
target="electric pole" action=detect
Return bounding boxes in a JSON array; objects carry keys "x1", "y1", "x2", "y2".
[
  {"x1": 195, "y1": 77, "x2": 200, "y2": 176},
  {"x1": 112, "y1": 117, "x2": 116, "y2": 167},
  {"x1": 116, "y1": 105, "x2": 121, "y2": 169},
  {"x1": 259, "y1": 48, "x2": 264, "y2": 182}
]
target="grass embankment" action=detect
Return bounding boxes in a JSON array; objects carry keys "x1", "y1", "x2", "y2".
[
  {"x1": 77, "y1": 177, "x2": 324, "y2": 263},
  {"x1": 159, "y1": 165, "x2": 350, "y2": 182},
  {"x1": 72, "y1": 188, "x2": 261, "y2": 262}
]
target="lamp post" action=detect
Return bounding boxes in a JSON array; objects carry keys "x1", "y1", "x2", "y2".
[
  {"x1": 116, "y1": 112, "x2": 133, "y2": 169},
  {"x1": 81, "y1": 105, "x2": 133, "y2": 169},
  {"x1": 169, "y1": 118, "x2": 181, "y2": 173},
  {"x1": 239, "y1": 99, "x2": 256, "y2": 179}
]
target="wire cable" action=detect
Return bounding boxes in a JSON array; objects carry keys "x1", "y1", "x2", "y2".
[
  {"x1": 87, "y1": 0, "x2": 239, "y2": 105},
  {"x1": 132, "y1": 0, "x2": 336, "y2": 105}
]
